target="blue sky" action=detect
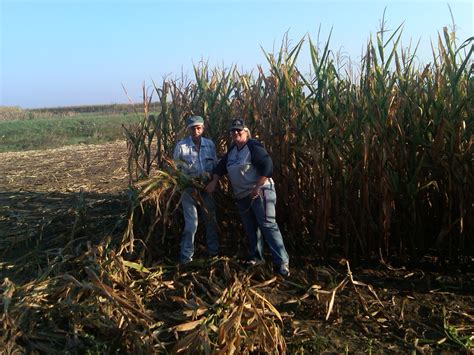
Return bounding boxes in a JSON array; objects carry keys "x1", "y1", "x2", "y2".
[{"x1": 1, "y1": 0, "x2": 472, "y2": 109}]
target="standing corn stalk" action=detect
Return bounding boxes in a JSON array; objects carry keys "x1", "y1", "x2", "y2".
[{"x1": 122, "y1": 25, "x2": 473, "y2": 263}]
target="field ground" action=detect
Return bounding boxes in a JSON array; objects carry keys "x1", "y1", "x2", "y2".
[{"x1": 0, "y1": 141, "x2": 473, "y2": 353}]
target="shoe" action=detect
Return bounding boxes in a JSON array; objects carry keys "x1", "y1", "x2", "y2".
[
  {"x1": 278, "y1": 263, "x2": 290, "y2": 277},
  {"x1": 239, "y1": 258, "x2": 265, "y2": 267}
]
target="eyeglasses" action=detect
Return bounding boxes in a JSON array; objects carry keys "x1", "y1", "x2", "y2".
[{"x1": 230, "y1": 128, "x2": 242, "y2": 133}]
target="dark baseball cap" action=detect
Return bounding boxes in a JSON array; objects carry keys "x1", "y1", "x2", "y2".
[{"x1": 229, "y1": 118, "x2": 245, "y2": 131}]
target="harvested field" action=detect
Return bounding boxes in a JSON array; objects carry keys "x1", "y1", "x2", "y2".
[
  {"x1": 0, "y1": 141, "x2": 129, "y2": 253},
  {"x1": 0, "y1": 141, "x2": 473, "y2": 353},
  {"x1": 0, "y1": 141, "x2": 129, "y2": 193}
]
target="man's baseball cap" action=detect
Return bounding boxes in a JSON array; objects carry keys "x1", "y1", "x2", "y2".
[
  {"x1": 229, "y1": 118, "x2": 245, "y2": 131},
  {"x1": 186, "y1": 115, "x2": 204, "y2": 128}
]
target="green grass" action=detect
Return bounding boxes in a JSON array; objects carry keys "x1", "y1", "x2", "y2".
[{"x1": 0, "y1": 113, "x2": 144, "y2": 152}]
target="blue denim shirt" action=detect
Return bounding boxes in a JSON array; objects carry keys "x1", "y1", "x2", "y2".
[{"x1": 173, "y1": 136, "x2": 217, "y2": 178}]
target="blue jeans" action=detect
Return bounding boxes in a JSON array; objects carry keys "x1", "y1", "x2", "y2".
[
  {"x1": 180, "y1": 188, "x2": 219, "y2": 263},
  {"x1": 235, "y1": 184, "x2": 289, "y2": 266}
]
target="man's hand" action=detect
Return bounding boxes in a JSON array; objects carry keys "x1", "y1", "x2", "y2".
[
  {"x1": 204, "y1": 174, "x2": 219, "y2": 193},
  {"x1": 250, "y1": 186, "x2": 261, "y2": 199},
  {"x1": 201, "y1": 172, "x2": 211, "y2": 184},
  {"x1": 250, "y1": 176, "x2": 268, "y2": 199}
]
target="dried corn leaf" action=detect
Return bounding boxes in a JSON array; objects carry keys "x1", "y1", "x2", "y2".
[{"x1": 174, "y1": 319, "x2": 203, "y2": 332}]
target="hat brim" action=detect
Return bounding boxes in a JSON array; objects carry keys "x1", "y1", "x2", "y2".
[
  {"x1": 229, "y1": 126, "x2": 244, "y2": 131},
  {"x1": 187, "y1": 123, "x2": 204, "y2": 128}
]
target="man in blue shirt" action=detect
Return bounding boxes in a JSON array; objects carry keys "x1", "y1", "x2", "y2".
[{"x1": 173, "y1": 115, "x2": 219, "y2": 263}]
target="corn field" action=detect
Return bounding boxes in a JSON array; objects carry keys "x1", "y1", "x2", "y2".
[
  {"x1": 124, "y1": 26, "x2": 473, "y2": 263},
  {"x1": 2, "y1": 25, "x2": 473, "y2": 354}
]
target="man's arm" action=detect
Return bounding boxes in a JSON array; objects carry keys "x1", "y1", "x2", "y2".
[
  {"x1": 204, "y1": 152, "x2": 228, "y2": 193},
  {"x1": 204, "y1": 174, "x2": 221, "y2": 193}
]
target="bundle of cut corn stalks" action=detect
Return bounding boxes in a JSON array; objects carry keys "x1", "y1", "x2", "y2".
[{"x1": 120, "y1": 158, "x2": 212, "y2": 259}]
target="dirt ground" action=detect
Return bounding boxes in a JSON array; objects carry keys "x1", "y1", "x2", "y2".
[
  {"x1": 1, "y1": 141, "x2": 473, "y2": 353},
  {"x1": 0, "y1": 141, "x2": 130, "y2": 252}
]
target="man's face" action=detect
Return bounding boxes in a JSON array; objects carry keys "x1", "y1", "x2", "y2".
[{"x1": 189, "y1": 124, "x2": 204, "y2": 139}]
